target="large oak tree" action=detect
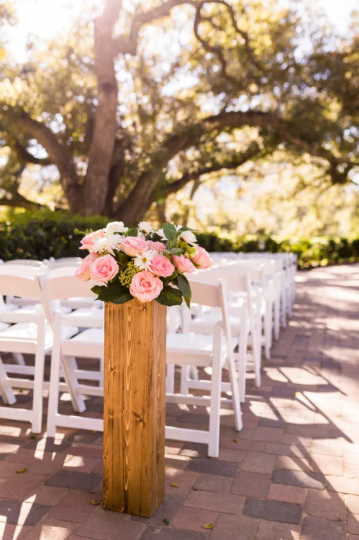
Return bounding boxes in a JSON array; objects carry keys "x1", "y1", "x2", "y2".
[{"x1": 0, "y1": 0, "x2": 358, "y2": 223}]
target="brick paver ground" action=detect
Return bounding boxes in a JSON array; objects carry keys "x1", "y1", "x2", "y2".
[{"x1": 0, "y1": 263, "x2": 358, "y2": 540}]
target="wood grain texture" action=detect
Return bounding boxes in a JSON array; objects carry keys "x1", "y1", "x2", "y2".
[{"x1": 103, "y1": 299, "x2": 167, "y2": 517}]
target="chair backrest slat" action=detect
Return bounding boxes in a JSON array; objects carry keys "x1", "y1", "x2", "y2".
[
  {"x1": 188, "y1": 279, "x2": 221, "y2": 308},
  {"x1": 39, "y1": 267, "x2": 96, "y2": 301}
]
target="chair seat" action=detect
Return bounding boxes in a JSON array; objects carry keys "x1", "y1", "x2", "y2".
[
  {"x1": 62, "y1": 298, "x2": 103, "y2": 310},
  {"x1": 0, "y1": 323, "x2": 77, "y2": 353},
  {"x1": 190, "y1": 311, "x2": 250, "y2": 335},
  {"x1": 63, "y1": 308, "x2": 104, "y2": 328},
  {"x1": 167, "y1": 332, "x2": 236, "y2": 367},
  {"x1": 61, "y1": 328, "x2": 104, "y2": 358}
]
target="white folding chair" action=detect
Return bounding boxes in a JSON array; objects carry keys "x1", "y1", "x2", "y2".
[
  {"x1": 166, "y1": 279, "x2": 242, "y2": 457},
  {"x1": 46, "y1": 257, "x2": 83, "y2": 268},
  {"x1": 187, "y1": 269, "x2": 259, "y2": 401},
  {"x1": 223, "y1": 260, "x2": 275, "y2": 359},
  {"x1": 38, "y1": 269, "x2": 104, "y2": 436},
  {"x1": 0, "y1": 265, "x2": 49, "y2": 432}
]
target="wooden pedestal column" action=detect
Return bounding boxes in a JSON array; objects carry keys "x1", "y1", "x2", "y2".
[{"x1": 103, "y1": 299, "x2": 167, "y2": 517}]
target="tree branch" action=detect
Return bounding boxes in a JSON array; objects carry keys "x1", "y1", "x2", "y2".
[
  {"x1": 152, "y1": 141, "x2": 263, "y2": 200},
  {"x1": 0, "y1": 194, "x2": 63, "y2": 211},
  {"x1": 113, "y1": 0, "x2": 196, "y2": 56},
  {"x1": 0, "y1": 122, "x2": 52, "y2": 165},
  {"x1": 12, "y1": 140, "x2": 52, "y2": 166},
  {"x1": 2, "y1": 106, "x2": 82, "y2": 211},
  {"x1": 117, "y1": 108, "x2": 356, "y2": 224}
]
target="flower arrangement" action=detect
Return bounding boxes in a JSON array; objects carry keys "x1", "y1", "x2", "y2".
[{"x1": 75, "y1": 221, "x2": 212, "y2": 306}]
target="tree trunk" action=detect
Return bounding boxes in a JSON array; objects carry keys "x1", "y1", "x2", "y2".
[
  {"x1": 82, "y1": 6, "x2": 120, "y2": 216},
  {"x1": 156, "y1": 201, "x2": 167, "y2": 225}
]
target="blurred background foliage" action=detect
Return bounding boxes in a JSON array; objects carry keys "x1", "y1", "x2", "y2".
[{"x1": 0, "y1": 210, "x2": 358, "y2": 269}]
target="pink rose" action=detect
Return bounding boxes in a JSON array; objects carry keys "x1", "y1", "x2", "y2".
[
  {"x1": 75, "y1": 253, "x2": 100, "y2": 281},
  {"x1": 191, "y1": 247, "x2": 212, "y2": 269},
  {"x1": 172, "y1": 254, "x2": 196, "y2": 274},
  {"x1": 80, "y1": 229, "x2": 105, "y2": 251},
  {"x1": 147, "y1": 241, "x2": 167, "y2": 252},
  {"x1": 129, "y1": 271, "x2": 163, "y2": 303},
  {"x1": 90, "y1": 254, "x2": 119, "y2": 284},
  {"x1": 120, "y1": 236, "x2": 148, "y2": 256},
  {"x1": 149, "y1": 255, "x2": 175, "y2": 278}
]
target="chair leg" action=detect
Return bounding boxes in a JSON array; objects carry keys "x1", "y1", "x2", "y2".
[
  {"x1": 227, "y1": 351, "x2": 242, "y2": 433},
  {"x1": 31, "y1": 349, "x2": 45, "y2": 434},
  {"x1": 61, "y1": 356, "x2": 86, "y2": 413},
  {"x1": 166, "y1": 364, "x2": 175, "y2": 394},
  {"x1": 274, "y1": 296, "x2": 280, "y2": 340},
  {"x1": 264, "y1": 306, "x2": 272, "y2": 360},
  {"x1": 0, "y1": 355, "x2": 16, "y2": 405},
  {"x1": 208, "y1": 360, "x2": 222, "y2": 458},
  {"x1": 99, "y1": 357, "x2": 104, "y2": 387},
  {"x1": 238, "y1": 327, "x2": 249, "y2": 404},
  {"x1": 180, "y1": 365, "x2": 190, "y2": 395},
  {"x1": 47, "y1": 340, "x2": 62, "y2": 438},
  {"x1": 12, "y1": 353, "x2": 25, "y2": 366},
  {"x1": 281, "y1": 289, "x2": 287, "y2": 327}
]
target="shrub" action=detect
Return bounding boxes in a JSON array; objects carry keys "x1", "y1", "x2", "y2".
[{"x1": 0, "y1": 211, "x2": 358, "y2": 270}]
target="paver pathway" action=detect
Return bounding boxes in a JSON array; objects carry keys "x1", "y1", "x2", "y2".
[{"x1": 0, "y1": 263, "x2": 358, "y2": 540}]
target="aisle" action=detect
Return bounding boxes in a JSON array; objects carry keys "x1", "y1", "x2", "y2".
[{"x1": 0, "y1": 264, "x2": 358, "y2": 540}]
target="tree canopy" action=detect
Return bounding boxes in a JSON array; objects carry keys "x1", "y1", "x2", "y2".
[{"x1": 0, "y1": 0, "x2": 358, "y2": 224}]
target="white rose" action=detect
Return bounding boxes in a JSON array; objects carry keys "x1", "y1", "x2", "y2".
[
  {"x1": 105, "y1": 221, "x2": 128, "y2": 235},
  {"x1": 92, "y1": 234, "x2": 121, "y2": 255}
]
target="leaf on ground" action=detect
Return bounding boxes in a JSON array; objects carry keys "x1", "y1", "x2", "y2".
[
  {"x1": 170, "y1": 482, "x2": 179, "y2": 488},
  {"x1": 29, "y1": 434, "x2": 36, "y2": 440},
  {"x1": 163, "y1": 518, "x2": 170, "y2": 525},
  {"x1": 233, "y1": 438, "x2": 238, "y2": 443},
  {"x1": 16, "y1": 467, "x2": 27, "y2": 473},
  {"x1": 19, "y1": 389, "x2": 24, "y2": 393},
  {"x1": 87, "y1": 489, "x2": 95, "y2": 494},
  {"x1": 90, "y1": 499, "x2": 102, "y2": 505},
  {"x1": 203, "y1": 523, "x2": 214, "y2": 529}
]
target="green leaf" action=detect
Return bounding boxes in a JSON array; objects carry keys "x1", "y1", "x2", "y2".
[
  {"x1": 126, "y1": 227, "x2": 138, "y2": 237},
  {"x1": 164, "y1": 247, "x2": 182, "y2": 256},
  {"x1": 156, "y1": 285, "x2": 183, "y2": 306},
  {"x1": 177, "y1": 274, "x2": 191, "y2": 308},
  {"x1": 162, "y1": 269, "x2": 178, "y2": 286},
  {"x1": 162, "y1": 223, "x2": 177, "y2": 240},
  {"x1": 91, "y1": 283, "x2": 133, "y2": 304}
]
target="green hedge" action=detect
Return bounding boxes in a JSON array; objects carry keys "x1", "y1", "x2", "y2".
[{"x1": 0, "y1": 211, "x2": 358, "y2": 270}]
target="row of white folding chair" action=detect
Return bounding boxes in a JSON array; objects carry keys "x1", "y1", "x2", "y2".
[
  {"x1": 0, "y1": 263, "x2": 103, "y2": 404},
  {"x1": 2, "y1": 258, "x2": 98, "y2": 311},
  {"x1": 0, "y1": 264, "x2": 105, "y2": 433},
  {"x1": 210, "y1": 252, "x2": 293, "y2": 329},
  {"x1": 42, "y1": 269, "x2": 241, "y2": 457},
  {"x1": 0, "y1": 265, "x2": 242, "y2": 456},
  {"x1": 216, "y1": 258, "x2": 280, "y2": 352},
  {"x1": 0, "y1": 261, "x2": 103, "y2": 377},
  {"x1": 0, "y1": 265, "x2": 55, "y2": 432},
  {"x1": 187, "y1": 268, "x2": 261, "y2": 402},
  {"x1": 226, "y1": 260, "x2": 275, "y2": 359}
]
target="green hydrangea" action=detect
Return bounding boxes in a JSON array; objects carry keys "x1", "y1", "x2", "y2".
[
  {"x1": 119, "y1": 261, "x2": 138, "y2": 287},
  {"x1": 178, "y1": 240, "x2": 197, "y2": 258}
]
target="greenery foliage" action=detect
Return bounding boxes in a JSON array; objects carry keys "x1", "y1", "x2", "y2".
[{"x1": 0, "y1": 211, "x2": 358, "y2": 269}]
